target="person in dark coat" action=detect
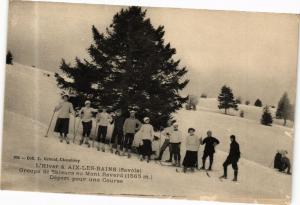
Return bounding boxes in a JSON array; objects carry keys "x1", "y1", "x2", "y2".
[
  {"x1": 220, "y1": 135, "x2": 240, "y2": 181},
  {"x1": 275, "y1": 150, "x2": 292, "y2": 175},
  {"x1": 200, "y1": 130, "x2": 220, "y2": 170},
  {"x1": 110, "y1": 109, "x2": 125, "y2": 155}
]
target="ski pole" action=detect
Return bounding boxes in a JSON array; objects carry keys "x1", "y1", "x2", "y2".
[
  {"x1": 93, "y1": 122, "x2": 98, "y2": 147},
  {"x1": 73, "y1": 116, "x2": 76, "y2": 136},
  {"x1": 269, "y1": 158, "x2": 274, "y2": 168},
  {"x1": 45, "y1": 111, "x2": 55, "y2": 138}
]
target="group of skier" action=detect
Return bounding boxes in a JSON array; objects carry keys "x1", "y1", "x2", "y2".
[{"x1": 52, "y1": 94, "x2": 241, "y2": 181}]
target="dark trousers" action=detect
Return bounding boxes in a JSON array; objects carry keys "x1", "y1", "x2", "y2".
[
  {"x1": 82, "y1": 121, "x2": 92, "y2": 138},
  {"x1": 141, "y1": 139, "x2": 152, "y2": 158},
  {"x1": 202, "y1": 151, "x2": 214, "y2": 169},
  {"x1": 110, "y1": 129, "x2": 124, "y2": 149},
  {"x1": 124, "y1": 133, "x2": 135, "y2": 150},
  {"x1": 170, "y1": 143, "x2": 181, "y2": 162},
  {"x1": 223, "y1": 157, "x2": 238, "y2": 177},
  {"x1": 157, "y1": 139, "x2": 171, "y2": 160},
  {"x1": 97, "y1": 126, "x2": 107, "y2": 143}
]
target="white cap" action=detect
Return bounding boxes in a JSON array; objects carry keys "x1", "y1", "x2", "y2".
[
  {"x1": 85, "y1": 100, "x2": 91, "y2": 105},
  {"x1": 143, "y1": 117, "x2": 150, "y2": 122}
]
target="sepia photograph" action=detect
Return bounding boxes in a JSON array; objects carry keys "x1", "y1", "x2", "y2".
[{"x1": 1, "y1": 1, "x2": 299, "y2": 204}]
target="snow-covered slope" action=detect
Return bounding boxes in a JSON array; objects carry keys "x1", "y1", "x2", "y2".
[
  {"x1": 197, "y1": 97, "x2": 294, "y2": 128},
  {"x1": 1, "y1": 63, "x2": 293, "y2": 204}
]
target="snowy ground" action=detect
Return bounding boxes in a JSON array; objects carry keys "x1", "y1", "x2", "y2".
[{"x1": 1, "y1": 63, "x2": 294, "y2": 204}]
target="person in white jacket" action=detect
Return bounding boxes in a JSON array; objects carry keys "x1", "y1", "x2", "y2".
[
  {"x1": 96, "y1": 107, "x2": 112, "y2": 152},
  {"x1": 78, "y1": 100, "x2": 98, "y2": 147},
  {"x1": 182, "y1": 128, "x2": 200, "y2": 172},
  {"x1": 169, "y1": 124, "x2": 182, "y2": 166},
  {"x1": 139, "y1": 117, "x2": 154, "y2": 162},
  {"x1": 53, "y1": 95, "x2": 75, "y2": 144}
]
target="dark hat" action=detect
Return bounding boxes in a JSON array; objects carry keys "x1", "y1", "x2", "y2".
[
  {"x1": 230, "y1": 135, "x2": 236, "y2": 140},
  {"x1": 188, "y1": 127, "x2": 195, "y2": 132}
]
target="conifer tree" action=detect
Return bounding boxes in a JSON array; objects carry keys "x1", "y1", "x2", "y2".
[
  {"x1": 55, "y1": 6, "x2": 189, "y2": 129},
  {"x1": 218, "y1": 85, "x2": 238, "y2": 114},
  {"x1": 254, "y1": 99, "x2": 263, "y2": 107},
  {"x1": 276, "y1": 92, "x2": 292, "y2": 126},
  {"x1": 261, "y1": 106, "x2": 273, "y2": 126}
]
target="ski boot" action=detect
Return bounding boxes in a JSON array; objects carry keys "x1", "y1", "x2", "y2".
[
  {"x1": 128, "y1": 153, "x2": 131, "y2": 158},
  {"x1": 183, "y1": 167, "x2": 187, "y2": 173},
  {"x1": 219, "y1": 175, "x2": 227, "y2": 179},
  {"x1": 165, "y1": 159, "x2": 172, "y2": 163},
  {"x1": 79, "y1": 139, "x2": 84, "y2": 145}
]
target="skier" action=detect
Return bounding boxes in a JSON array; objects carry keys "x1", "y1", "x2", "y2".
[
  {"x1": 154, "y1": 119, "x2": 173, "y2": 161},
  {"x1": 169, "y1": 123, "x2": 182, "y2": 166},
  {"x1": 200, "y1": 130, "x2": 220, "y2": 170},
  {"x1": 182, "y1": 128, "x2": 200, "y2": 172},
  {"x1": 139, "y1": 117, "x2": 154, "y2": 162},
  {"x1": 110, "y1": 109, "x2": 125, "y2": 155},
  {"x1": 123, "y1": 111, "x2": 142, "y2": 158},
  {"x1": 96, "y1": 106, "x2": 112, "y2": 152},
  {"x1": 220, "y1": 135, "x2": 240, "y2": 181},
  {"x1": 53, "y1": 94, "x2": 75, "y2": 144},
  {"x1": 78, "y1": 100, "x2": 98, "y2": 147},
  {"x1": 274, "y1": 150, "x2": 291, "y2": 175}
]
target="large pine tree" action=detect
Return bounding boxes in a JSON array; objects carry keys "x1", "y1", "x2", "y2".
[
  {"x1": 55, "y1": 7, "x2": 189, "y2": 129},
  {"x1": 276, "y1": 92, "x2": 292, "y2": 126},
  {"x1": 218, "y1": 85, "x2": 238, "y2": 114}
]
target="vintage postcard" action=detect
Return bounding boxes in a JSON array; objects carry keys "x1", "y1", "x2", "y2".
[{"x1": 1, "y1": 1, "x2": 299, "y2": 204}]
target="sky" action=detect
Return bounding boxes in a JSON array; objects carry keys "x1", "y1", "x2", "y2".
[{"x1": 6, "y1": 1, "x2": 300, "y2": 105}]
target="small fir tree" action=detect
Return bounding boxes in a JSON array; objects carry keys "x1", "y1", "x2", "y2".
[
  {"x1": 218, "y1": 85, "x2": 238, "y2": 114},
  {"x1": 261, "y1": 106, "x2": 273, "y2": 126},
  {"x1": 254, "y1": 99, "x2": 263, "y2": 107}
]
